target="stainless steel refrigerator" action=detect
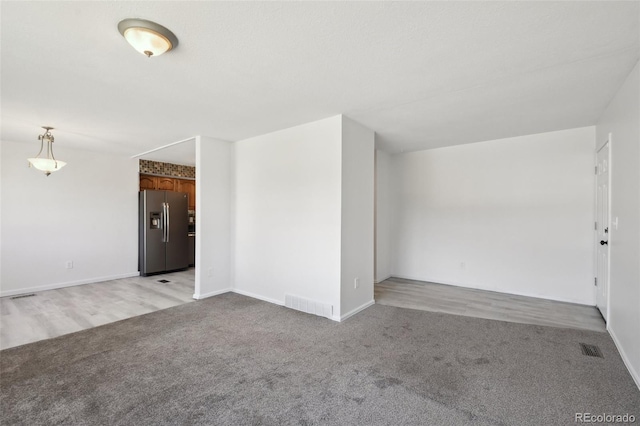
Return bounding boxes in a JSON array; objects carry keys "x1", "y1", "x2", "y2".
[{"x1": 139, "y1": 190, "x2": 189, "y2": 276}]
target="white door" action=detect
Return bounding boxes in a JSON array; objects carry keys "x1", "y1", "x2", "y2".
[{"x1": 595, "y1": 141, "x2": 610, "y2": 321}]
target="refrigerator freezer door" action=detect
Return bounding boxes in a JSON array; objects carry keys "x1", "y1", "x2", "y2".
[
  {"x1": 140, "y1": 190, "x2": 167, "y2": 275},
  {"x1": 165, "y1": 191, "x2": 189, "y2": 271}
]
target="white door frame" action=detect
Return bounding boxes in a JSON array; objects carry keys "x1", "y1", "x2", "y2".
[{"x1": 594, "y1": 134, "x2": 611, "y2": 325}]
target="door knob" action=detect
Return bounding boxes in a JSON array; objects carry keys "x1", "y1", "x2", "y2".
[{"x1": 600, "y1": 240, "x2": 608, "y2": 245}]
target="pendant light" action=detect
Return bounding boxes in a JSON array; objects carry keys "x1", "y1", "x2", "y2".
[
  {"x1": 27, "y1": 127, "x2": 66, "y2": 176},
  {"x1": 118, "y1": 19, "x2": 179, "y2": 58}
]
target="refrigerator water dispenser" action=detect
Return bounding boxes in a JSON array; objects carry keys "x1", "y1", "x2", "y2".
[{"x1": 150, "y1": 212, "x2": 162, "y2": 229}]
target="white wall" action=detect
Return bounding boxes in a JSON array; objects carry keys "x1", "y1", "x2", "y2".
[
  {"x1": 391, "y1": 127, "x2": 596, "y2": 305},
  {"x1": 375, "y1": 149, "x2": 392, "y2": 283},
  {"x1": 340, "y1": 117, "x2": 375, "y2": 319},
  {"x1": 0, "y1": 140, "x2": 139, "y2": 296},
  {"x1": 596, "y1": 60, "x2": 640, "y2": 388},
  {"x1": 194, "y1": 136, "x2": 233, "y2": 299},
  {"x1": 233, "y1": 116, "x2": 343, "y2": 315},
  {"x1": 0, "y1": 143, "x2": 3, "y2": 291}
]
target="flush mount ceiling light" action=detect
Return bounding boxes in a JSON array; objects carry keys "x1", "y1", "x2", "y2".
[
  {"x1": 28, "y1": 127, "x2": 66, "y2": 176},
  {"x1": 118, "y1": 18, "x2": 178, "y2": 58}
]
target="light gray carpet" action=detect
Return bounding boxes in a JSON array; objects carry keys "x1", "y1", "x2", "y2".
[{"x1": 1, "y1": 293, "x2": 638, "y2": 425}]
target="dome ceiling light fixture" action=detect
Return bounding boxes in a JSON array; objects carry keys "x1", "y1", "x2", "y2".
[
  {"x1": 28, "y1": 126, "x2": 66, "y2": 176},
  {"x1": 118, "y1": 18, "x2": 178, "y2": 58}
]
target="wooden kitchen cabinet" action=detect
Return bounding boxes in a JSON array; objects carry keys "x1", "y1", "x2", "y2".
[
  {"x1": 157, "y1": 176, "x2": 176, "y2": 191},
  {"x1": 177, "y1": 179, "x2": 196, "y2": 210},
  {"x1": 139, "y1": 174, "x2": 196, "y2": 210},
  {"x1": 139, "y1": 175, "x2": 157, "y2": 190}
]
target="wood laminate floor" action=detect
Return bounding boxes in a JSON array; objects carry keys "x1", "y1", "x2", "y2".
[
  {"x1": 375, "y1": 277, "x2": 606, "y2": 332},
  {"x1": 2, "y1": 271, "x2": 606, "y2": 350},
  {"x1": 0, "y1": 269, "x2": 195, "y2": 350}
]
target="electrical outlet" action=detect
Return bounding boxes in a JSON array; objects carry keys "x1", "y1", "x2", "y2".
[
  {"x1": 460, "y1": 262, "x2": 466, "y2": 270},
  {"x1": 354, "y1": 277, "x2": 360, "y2": 289},
  {"x1": 65, "y1": 261, "x2": 73, "y2": 269}
]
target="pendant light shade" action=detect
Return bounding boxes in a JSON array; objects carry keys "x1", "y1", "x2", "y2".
[
  {"x1": 28, "y1": 127, "x2": 66, "y2": 176},
  {"x1": 118, "y1": 19, "x2": 178, "y2": 58}
]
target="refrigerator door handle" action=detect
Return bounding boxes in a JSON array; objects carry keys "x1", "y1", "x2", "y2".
[
  {"x1": 161, "y1": 202, "x2": 167, "y2": 242},
  {"x1": 166, "y1": 202, "x2": 170, "y2": 243}
]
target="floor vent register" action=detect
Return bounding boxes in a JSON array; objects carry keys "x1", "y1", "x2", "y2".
[
  {"x1": 579, "y1": 343, "x2": 604, "y2": 358},
  {"x1": 10, "y1": 294, "x2": 36, "y2": 300}
]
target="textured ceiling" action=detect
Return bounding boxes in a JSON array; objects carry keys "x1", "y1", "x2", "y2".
[{"x1": 1, "y1": 1, "x2": 638, "y2": 162}]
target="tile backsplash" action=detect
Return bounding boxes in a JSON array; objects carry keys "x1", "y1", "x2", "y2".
[{"x1": 139, "y1": 160, "x2": 195, "y2": 179}]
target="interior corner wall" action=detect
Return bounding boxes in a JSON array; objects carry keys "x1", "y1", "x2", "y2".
[
  {"x1": 596, "y1": 60, "x2": 640, "y2": 388},
  {"x1": 0, "y1": 140, "x2": 139, "y2": 296},
  {"x1": 375, "y1": 149, "x2": 392, "y2": 283},
  {"x1": 391, "y1": 126, "x2": 596, "y2": 305},
  {"x1": 233, "y1": 116, "x2": 343, "y2": 315},
  {"x1": 194, "y1": 136, "x2": 233, "y2": 299},
  {"x1": 340, "y1": 117, "x2": 375, "y2": 319}
]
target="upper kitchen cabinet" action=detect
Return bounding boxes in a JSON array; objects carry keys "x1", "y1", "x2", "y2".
[
  {"x1": 139, "y1": 174, "x2": 196, "y2": 210},
  {"x1": 157, "y1": 177, "x2": 176, "y2": 191},
  {"x1": 140, "y1": 175, "x2": 157, "y2": 190},
  {"x1": 177, "y1": 179, "x2": 196, "y2": 210}
]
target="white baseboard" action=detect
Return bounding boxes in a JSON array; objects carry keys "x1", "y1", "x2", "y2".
[
  {"x1": 193, "y1": 288, "x2": 233, "y2": 300},
  {"x1": 195, "y1": 289, "x2": 373, "y2": 322},
  {"x1": 390, "y1": 274, "x2": 595, "y2": 306},
  {"x1": 232, "y1": 288, "x2": 284, "y2": 306},
  {"x1": 0, "y1": 272, "x2": 140, "y2": 298},
  {"x1": 608, "y1": 324, "x2": 640, "y2": 390},
  {"x1": 233, "y1": 289, "x2": 375, "y2": 322},
  {"x1": 340, "y1": 299, "x2": 375, "y2": 322},
  {"x1": 374, "y1": 275, "x2": 392, "y2": 284}
]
